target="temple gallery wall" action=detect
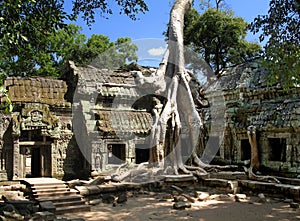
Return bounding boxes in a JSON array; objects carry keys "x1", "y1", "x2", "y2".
[{"x1": 0, "y1": 61, "x2": 299, "y2": 180}]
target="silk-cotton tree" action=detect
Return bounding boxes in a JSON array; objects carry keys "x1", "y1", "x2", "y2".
[
  {"x1": 133, "y1": 0, "x2": 223, "y2": 176},
  {"x1": 128, "y1": 0, "x2": 280, "y2": 183}
]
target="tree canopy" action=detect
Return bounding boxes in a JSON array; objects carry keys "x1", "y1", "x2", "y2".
[
  {"x1": 0, "y1": 0, "x2": 146, "y2": 79},
  {"x1": 184, "y1": 7, "x2": 261, "y2": 75},
  {"x1": 0, "y1": 22, "x2": 138, "y2": 78},
  {"x1": 250, "y1": 0, "x2": 300, "y2": 87},
  {"x1": 1, "y1": 0, "x2": 299, "y2": 85},
  {"x1": 49, "y1": 24, "x2": 138, "y2": 70}
]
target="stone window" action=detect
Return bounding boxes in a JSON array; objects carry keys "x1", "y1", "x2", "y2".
[
  {"x1": 107, "y1": 144, "x2": 126, "y2": 164},
  {"x1": 96, "y1": 95, "x2": 113, "y2": 108},
  {"x1": 135, "y1": 144, "x2": 149, "y2": 164},
  {"x1": 240, "y1": 139, "x2": 251, "y2": 161},
  {"x1": 268, "y1": 138, "x2": 287, "y2": 162}
]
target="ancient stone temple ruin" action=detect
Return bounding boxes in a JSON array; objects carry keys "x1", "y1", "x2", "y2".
[
  {"x1": 202, "y1": 62, "x2": 300, "y2": 177},
  {"x1": 63, "y1": 61, "x2": 154, "y2": 174},
  {"x1": 0, "y1": 62, "x2": 155, "y2": 180},
  {"x1": 0, "y1": 77, "x2": 82, "y2": 180},
  {"x1": 0, "y1": 61, "x2": 299, "y2": 180}
]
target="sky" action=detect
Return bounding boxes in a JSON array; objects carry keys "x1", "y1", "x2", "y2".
[
  {"x1": 72, "y1": 0, "x2": 270, "y2": 41},
  {"x1": 67, "y1": 0, "x2": 270, "y2": 67}
]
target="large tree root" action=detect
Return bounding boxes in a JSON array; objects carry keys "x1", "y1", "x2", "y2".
[
  {"x1": 112, "y1": 0, "x2": 242, "y2": 182},
  {"x1": 247, "y1": 126, "x2": 280, "y2": 184},
  {"x1": 248, "y1": 167, "x2": 280, "y2": 183}
]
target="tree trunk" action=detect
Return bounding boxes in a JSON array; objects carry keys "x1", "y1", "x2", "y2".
[
  {"x1": 247, "y1": 126, "x2": 260, "y2": 170},
  {"x1": 130, "y1": 0, "x2": 235, "y2": 177},
  {"x1": 247, "y1": 126, "x2": 280, "y2": 183}
]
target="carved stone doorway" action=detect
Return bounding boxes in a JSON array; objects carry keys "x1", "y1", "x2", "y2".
[{"x1": 20, "y1": 143, "x2": 52, "y2": 178}]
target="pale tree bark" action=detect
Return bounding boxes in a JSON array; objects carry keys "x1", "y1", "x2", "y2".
[
  {"x1": 134, "y1": 0, "x2": 224, "y2": 175},
  {"x1": 114, "y1": 0, "x2": 236, "y2": 181}
]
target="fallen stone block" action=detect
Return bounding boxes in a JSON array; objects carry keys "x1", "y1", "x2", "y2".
[
  {"x1": 170, "y1": 185, "x2": 184, "y2": 194},
  {"x1": 32, "y1": 211, "x2": 56, "y2": 221},
  {"x1": 117, "y1": 193, "x2": 127, "y2": 204},
  {"x1": 195, "y1": 192, "x2": 210, "y2": 201},
  {"x1": 173, "y1": 202, "x2": 191, "y2": 210},
  {"x1": 290, "y1": 202, "x2": 299, "y2": 209},
  {"x1": 39, "y1": 201, "x2": 56, "y2": 214},
  {"x1": 102, "y1": 194, "x2": 116, "y2": 204},
  {"x1": 3, "y1": 211, "x2": 24, "y2": 221},
  {"x1": 164, "y1": 175, "x2": 196, "y2": 183},
  {"x1": 88, "y1": 199, "x2": 102, "y2": 205}
]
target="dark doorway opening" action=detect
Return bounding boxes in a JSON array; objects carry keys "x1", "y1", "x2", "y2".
[
  {"x1": 269, "y1": 138, "x2": 286, "y2": 162},
  {"x1": 241, "y1": 139, "x2": 251, "y2": 161},
  {"x1": 108, "y1": 144, "x2": 126, "y2": 164},
  {"x1": 31, "y1": 147, "x2": 41, "y2": 177},
  {"x1": 135, "y1": 144, "x2": 149, "y2": 164}
]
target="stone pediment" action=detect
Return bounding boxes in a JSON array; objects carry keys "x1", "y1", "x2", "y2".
[{"x1": 20, "y1": 103, "x2": 60, "y2": 132}]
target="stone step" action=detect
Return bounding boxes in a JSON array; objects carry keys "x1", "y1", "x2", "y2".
[
  {"x1": 32, "y1": 188, "x2": 70, "y2": 194},
  {"x1": 31, "y1": 184, "x2": 68, "y2": 189},
  {"x1": 55, "y1": 204, "x2": 91, "y2": 215},
  {"x1": 53, "y1": 200, "x2": 85, "y2": 208},
  {"x1": 34, "y1": 191, "x2": 78, "y2": 199},
  {"x1": 37, "y1": 195, "x2": 83, "y2": 203},
  {"x1": 21, "y1": 178, "x2": 66, "y2": 185},
  {"x1": 21, "y1": 178, "x2": 91, "y2": 214}
]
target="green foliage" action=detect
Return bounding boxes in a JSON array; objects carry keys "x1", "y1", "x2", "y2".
[
  {"x1": 71, "y1": 0, "x2": 148, "y2": 25},
  {"x1": 50, "y1": 25, "x2": 138, "y2": 69},
  {"x1": 89, "y1": 36, "x2": 138, "y2": 69},
  {"x1": 48, "y1": 24, "x2": 88, "y2": 68},
  {"x1": 1, "y1": 22, "x2": 138, "y2": 77},
  {"x1": 0, "y1": 0, "x2": 68, "y2": 77},
  {"x1": 0, "y1": 87, "x2": 13, "y2": 113},
  {"x1": 249, "y1": 0, "x2": 300, "y2": 88},
  {"x1": 184, "y1": 8, "x2": 261, "y2": 75},
  {"x1": 0, "y1": 0, "x2": 147, "y2": 77}
]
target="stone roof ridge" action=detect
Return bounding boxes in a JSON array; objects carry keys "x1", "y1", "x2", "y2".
[
  {"x1": 5, "y1": 76, "x2": 67, "y2": 87},
  {"x1": 5, "y1": 76, "x2": 70, "y2": 107},
  {"x1": 205, "y1": 61, "x2": 270, "y2": 92},
  {"x1": 95, "y1": 108, "x2": 149, "y2": 113}
]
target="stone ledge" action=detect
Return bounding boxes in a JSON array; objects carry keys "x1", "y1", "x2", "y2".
[{"x1": 239, "y1": 180, "x2": 300, "y2": 201}]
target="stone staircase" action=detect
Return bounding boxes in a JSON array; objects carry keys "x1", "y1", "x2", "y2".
[{"x1": 21, "y1": 178, "x2": 90, "y2": 215}]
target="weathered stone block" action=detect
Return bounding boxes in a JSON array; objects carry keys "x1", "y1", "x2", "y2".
[
  {"x1": 33, "y1": 211, "x2": 56, "y2": 221},
  {"x1": 290, "y1": 202, "x2": 299, "y2": 209},
  {"x1": 173, "y1": 202, "x2": 191, "y2": 210},
  {"x1": 39, "y1": 201, "x2": 56, "y2": 214}
]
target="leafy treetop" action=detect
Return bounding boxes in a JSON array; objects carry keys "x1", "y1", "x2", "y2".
[
  {"x1": 184, "y1": 7, "x2": 261, "y2": 75},
  {"x1": 249, "y1": 0, "x2": 300, "y2": 88}
]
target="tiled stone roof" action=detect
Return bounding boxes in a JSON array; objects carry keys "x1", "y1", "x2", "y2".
[
  {"x1": 77, "y1": 66, "x2": 136, "y2": 85},
  {"x1": 97, "y1": 85, "x2": 139, "y2": 98},
  {"x1": 5, "y1": 77, "x2": 70, "y2": 107},
  {"x1": 235, "y1": 100, "x2": 300, "y2": 129},
  {"x1": 203, "y1": 61, "x2": 300, "y2": 131},
  {"x1": 95, "y1": 110, "x2": 152, "y2": 135},
  {"x1": 206, "y1": 62, "x2": 269, "y2": 92},
  {"x1": 74, "y1": 66, "x2": 140, "y2": 98}
]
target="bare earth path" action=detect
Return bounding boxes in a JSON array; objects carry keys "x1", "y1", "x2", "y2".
[{"x1": 60, "y1": 192, "x2": 300, "y2": 221}]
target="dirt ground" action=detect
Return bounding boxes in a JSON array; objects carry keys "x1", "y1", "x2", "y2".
[{"x1": 61, "y1": 192, "x2": 300, "y2": 221}]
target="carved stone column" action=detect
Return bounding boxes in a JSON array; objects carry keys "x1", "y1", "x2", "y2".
[
  {"x1": 12, "y1": 114, "x2": 21, "y2": 180},
  {"x1": 12, "y1": 136, "x2": 20, "y2": 180},
  {"x1": 91, "y1": 140, "x2": 103, "y2": 172}
]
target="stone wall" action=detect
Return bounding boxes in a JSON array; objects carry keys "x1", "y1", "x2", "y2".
[
  {"x1": 1, "y1": 76, "x2": 88, "y2": 181},
  {"x1": 202, "y1": 62, "x2": 300, "y2": 176}
]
